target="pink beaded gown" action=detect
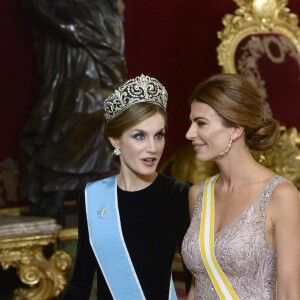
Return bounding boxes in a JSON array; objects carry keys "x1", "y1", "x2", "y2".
[{"x1": 181, "y1": 175, "x2": 285, "y2": 299}]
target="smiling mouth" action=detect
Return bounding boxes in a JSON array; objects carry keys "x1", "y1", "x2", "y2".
[{"x1": 193, "y1": 144, "x2": 206, "y2": 151}]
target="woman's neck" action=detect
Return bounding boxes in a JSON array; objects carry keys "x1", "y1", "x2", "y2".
[
  {"x1": 216, "y1": 152, "x2": 273, "y2": 191},
  {"x1": 116, "y1": 172, "x2": 158, "y2": 191}
]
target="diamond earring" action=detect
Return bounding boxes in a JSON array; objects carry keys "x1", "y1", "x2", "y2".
[{"x1": 113, "y1": 148, "x2": 121, "y2": 156}]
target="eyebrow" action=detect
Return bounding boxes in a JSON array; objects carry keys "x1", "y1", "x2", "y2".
[
  {"x1": 190, "y1": 116, "x2": 208, "y2": 122},
  {"x1": 131, "y1": 127, "x2": 165, "y2": 133}
]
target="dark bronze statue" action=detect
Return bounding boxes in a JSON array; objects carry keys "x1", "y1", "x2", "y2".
[{"x1": 20, "y1": 0, "x2": 126, "y2": 223}]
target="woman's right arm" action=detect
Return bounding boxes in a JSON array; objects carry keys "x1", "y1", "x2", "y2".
[{"x1": 62, "y1": 192, "x2": 97, "y2": 300}]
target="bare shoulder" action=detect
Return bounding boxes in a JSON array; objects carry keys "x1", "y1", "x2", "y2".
[
  {"x1": 269, "y1": 180, "x2": 300, "y2": 218},
  {"x1": 188, "y1": 179, "x2": 205, "y2": 217},
  {"x1": 272, "y1": 180, "x2": 299, "y2": 202}
]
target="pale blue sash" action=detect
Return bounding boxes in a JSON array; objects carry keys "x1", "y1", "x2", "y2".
[{"x1": 85, "y1": 175, "x2": 178, "y2": 300}]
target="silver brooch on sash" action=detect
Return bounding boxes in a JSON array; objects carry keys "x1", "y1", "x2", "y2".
[{"x1": 97, "y1": 205, "x2": 108, "y2": 219}]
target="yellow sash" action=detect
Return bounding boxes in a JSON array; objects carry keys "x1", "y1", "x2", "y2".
[{"x1": 199, "y1": 175, "x2": 239, "y2": 300}]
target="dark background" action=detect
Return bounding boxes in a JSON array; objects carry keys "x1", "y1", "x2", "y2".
[{"x1": 1, "y1": 0, "x2": 300, "y2": 205}]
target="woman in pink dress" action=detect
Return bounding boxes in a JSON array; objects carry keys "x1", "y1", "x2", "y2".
[{"x1": 182, "y1": 73, "x2": 300, "y2": 299}]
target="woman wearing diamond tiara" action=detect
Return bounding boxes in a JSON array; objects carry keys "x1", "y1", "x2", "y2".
[
  {"x1": 63, "y1": 74, "x2": 191, "y2": 300},
  {"x1": 181, "y1": 73, "x2": 300, "y2": 299}
]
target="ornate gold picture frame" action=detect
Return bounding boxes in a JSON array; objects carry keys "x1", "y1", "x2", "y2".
[{"x1": 217, "y1": 0, "x2": 300, "y2": 73}]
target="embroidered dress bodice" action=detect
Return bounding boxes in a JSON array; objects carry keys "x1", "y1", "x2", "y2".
[{"x1": 182, "y1": 175, "x2": 284, "y2": 300}]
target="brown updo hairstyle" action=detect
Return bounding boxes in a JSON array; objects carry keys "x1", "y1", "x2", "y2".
[
  {"x1": 189, "y1": 73, "x2": 280, "y2": 151},
  {"x1": 102, "y1": 102, "x2": 167, "y2": 155}
]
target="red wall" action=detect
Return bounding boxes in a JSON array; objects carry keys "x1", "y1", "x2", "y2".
[
  {"x1": 123, "y1": 0, "x2": 300, "y2": 160},
  {"x1": 1, "y1": 0, "x2": 300, "y2": 173},
  {"x1": 123, "y1": 1, "x2": 237, "y2": 160},
  {"x1": 1, "y1": 0, "x2": 38, "y2": 161}
]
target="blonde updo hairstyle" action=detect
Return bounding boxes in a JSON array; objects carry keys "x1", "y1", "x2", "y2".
[
  {"x1": 102, "y1": 102, "x2": 167, "y2": 155},
  {"x1": 189, "y1": 73, "x2": 280, "y2": 151}
]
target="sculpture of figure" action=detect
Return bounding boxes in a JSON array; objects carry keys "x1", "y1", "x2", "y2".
[{"x1": 20, "y1": 0, "x2": 127, "y2": 223}]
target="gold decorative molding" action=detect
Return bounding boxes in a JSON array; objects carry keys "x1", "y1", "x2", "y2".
[
  {"x1": 0, "y1": 221, "x2": 72, "y2": 299},
  {"x1": 217, "y1": 0, "x2": 300, "y2": 73},
  {"x1": 252, "y1": 126, "x2": 300, "y2": 190},
  {"x1": 58, "y1": 227, "x2": 78, "y2": 241},
  {"x1": 0, "y1": 199, "x2": 76, "y2": 216},
  {"x1": 0, "y1": 206, "x2": 29, "y2": 216}
]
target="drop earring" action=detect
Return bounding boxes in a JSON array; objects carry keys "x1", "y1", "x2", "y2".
[{"x1": 219, "y1": 136, "x2": 233, "y2": 156}]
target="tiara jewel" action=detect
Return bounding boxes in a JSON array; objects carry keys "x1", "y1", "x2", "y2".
[{"x1": 104, "y1": 74, "x2": 168, "y2": 122}]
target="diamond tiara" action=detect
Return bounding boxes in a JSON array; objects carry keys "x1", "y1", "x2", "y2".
[{"x1": 104, "y1": 74, "x2": 168, "y2": 122}]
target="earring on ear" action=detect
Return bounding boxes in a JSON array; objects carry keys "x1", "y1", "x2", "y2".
[
  {"x1": 219, "y1": 136, "x2": 233, "y2": 156},
  {"x1": 113, "y1": 148, "x2": 121, "y2": 156}
]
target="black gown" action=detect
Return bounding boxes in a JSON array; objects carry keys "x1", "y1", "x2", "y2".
[{"x1": 63, "y1": 173, "x2": 191, "y2": 299}]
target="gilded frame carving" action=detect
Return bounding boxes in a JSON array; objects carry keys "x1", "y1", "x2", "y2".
[
  {"x1": 216, "y1": 1, "x2": 300, "y2": 193},
  {"x1": 217, "y1": 0, "x2": 300, "y2": 73},
  {"x1": 0, "y1": 231, "x2": 72, "y2": 299}
]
